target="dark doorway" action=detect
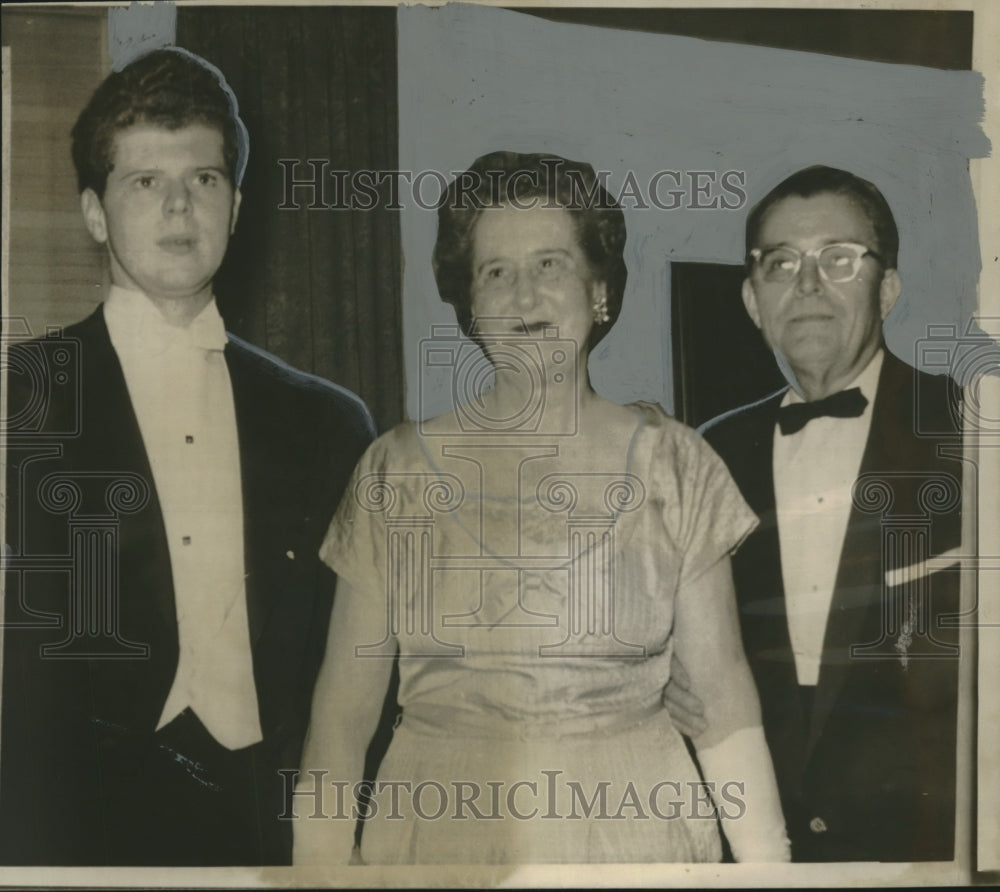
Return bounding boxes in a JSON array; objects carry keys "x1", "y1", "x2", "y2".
[{"x1": 670, "y1": 262, "x2": 787, "y2": 428}]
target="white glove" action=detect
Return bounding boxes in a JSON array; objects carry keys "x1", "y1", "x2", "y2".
[
  {"x1": 291, "y1": 775, "x2": 356, "y2": 865},
  {"x1": 696, "y1": 725, "x2": 791, "y2": 862}
]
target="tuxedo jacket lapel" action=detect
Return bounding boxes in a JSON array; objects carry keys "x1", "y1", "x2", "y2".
[
  {"x1": 727, "y1": 393, "x2": 796, "y2": 677},
  {"x1": 226, "y1": 340, "x2": 314, "y2": 649},
  {"x1": 226, "y1": 342, "x2": 271, "y2": 646},
  {"x1": 223, "y1": 336, "x2": 366, "y2": 747},
  {"x1": 806, "y1": 354, "x2": 902, "y2": 757},
  {"x1": 70, "y1": 308, "x2": 179, "y2": 723}
]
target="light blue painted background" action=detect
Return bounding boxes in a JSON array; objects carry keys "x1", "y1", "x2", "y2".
[
  {"x1": 398, "y1": 3, "x2": 990, "y2": 421},
  {"x1": 109, "y1": 1, "x2": 176, "y2": 69}
]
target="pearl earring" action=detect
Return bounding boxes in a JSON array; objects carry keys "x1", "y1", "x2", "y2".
[{"x1": 592, "y1": 294, "x2": 610, "y2": 325}]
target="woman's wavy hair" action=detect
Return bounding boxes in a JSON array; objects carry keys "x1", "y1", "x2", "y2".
[{"x1": 432, "y1": 151, "x2": 627, "y2": 350}]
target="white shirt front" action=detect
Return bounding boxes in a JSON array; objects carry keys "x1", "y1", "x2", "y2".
[
  {"x1": 105, "y1": 286, "x2": 262, "y2": 750},
  {"x1": 773, "y1": 351, "x2": 883, "y2": 687}
]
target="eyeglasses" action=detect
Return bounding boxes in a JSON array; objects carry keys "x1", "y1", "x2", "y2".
[{"x1": 750, "y1": 242, "x2": 882, "y2": 284}]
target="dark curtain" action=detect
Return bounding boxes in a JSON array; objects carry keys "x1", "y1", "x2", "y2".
[
  {"x1": 177, "y1": 6, "x2": 402, "y2": 433},
  {"x1": 524, "y1": 9, "x2": 971, "y2": 69},
  {"x1": 670, "y1": 263, "x2": 786, "y2": 428}
]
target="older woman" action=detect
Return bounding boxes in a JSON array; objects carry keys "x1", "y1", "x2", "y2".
[{"x1": 294, "y1": 152, "x2": 788, "y2": 864}]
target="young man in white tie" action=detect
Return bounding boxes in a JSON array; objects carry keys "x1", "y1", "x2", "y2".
[{"x1": 1, "y1": 48, "x2": 374, "y2": 866}]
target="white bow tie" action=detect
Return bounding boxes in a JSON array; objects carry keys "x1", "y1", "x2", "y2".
[{"x1": 140, "y1": 310, "x2": 228, "y2": 355}]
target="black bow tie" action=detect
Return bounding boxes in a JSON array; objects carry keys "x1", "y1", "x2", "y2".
[{"x1": 777, "y1": 387, "x2": 868, "y2": 435}]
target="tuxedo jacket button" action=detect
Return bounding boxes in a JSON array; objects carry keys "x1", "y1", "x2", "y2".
[{"x1": 809, "y1": 816, "x2": 828, "y2": 834}]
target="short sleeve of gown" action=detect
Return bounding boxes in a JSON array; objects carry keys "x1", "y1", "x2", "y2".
[
  {"x1": 654, "y1": 421, "x2": 759, "y2": 587},
  {"x1": 319, "y1": 432, "x2": 393, "y2": 597}
]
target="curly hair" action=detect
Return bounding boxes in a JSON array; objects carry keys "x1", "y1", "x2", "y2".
[
  {"x1": 432, "y1": 151, "x2": 627, "y2": 350},
  {"x1": 745, "y1": 165, "x2": 899, "y2": 270},
  {"x1": 71, "y1": 47, "x2": 247, "y2": 197}
]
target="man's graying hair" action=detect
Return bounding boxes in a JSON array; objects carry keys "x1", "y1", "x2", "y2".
[{"x1": 745, "y1": 166, "x2": 899, "y2": 270}]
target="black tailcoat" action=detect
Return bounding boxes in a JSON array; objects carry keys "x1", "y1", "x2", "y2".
[{"x1": 1, "y1": 307, "x2": 375, "y2": 865}]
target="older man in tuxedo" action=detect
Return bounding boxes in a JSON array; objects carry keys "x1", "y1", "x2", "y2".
[
  {"x1": 673, "y1": 166, "x2": 963, "y2": 862},
  {"x1": 1, "y1": 48, "x2": 374, "y2": 865}
]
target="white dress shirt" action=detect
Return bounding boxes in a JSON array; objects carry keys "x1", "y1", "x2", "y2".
[
  {"x1": 105, "y1": 286, "x2": 262, "y2": 749},
  {"x1": 773, "y1": 350, "x2": 883, "y2": 687}
]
